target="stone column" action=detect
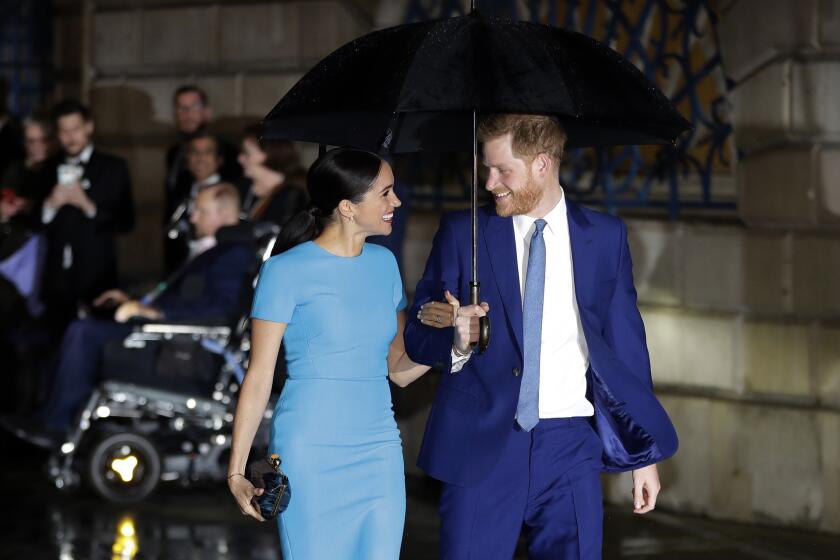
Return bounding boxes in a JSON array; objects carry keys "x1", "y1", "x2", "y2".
[{"x1": 599, "y1": 0, "x2": 840, "y2": 533}]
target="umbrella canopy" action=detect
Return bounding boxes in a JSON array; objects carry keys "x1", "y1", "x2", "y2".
[
  {"x1": 262, "y1": 12, "x2": 691, "y2": 151},
  {"x1": 262, "y1": 11, "x2": 692, "y2": 353}
]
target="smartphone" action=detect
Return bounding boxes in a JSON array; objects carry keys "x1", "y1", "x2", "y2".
[{"x1": 57, "y1": 164, "x2": 83, "y2": 186}]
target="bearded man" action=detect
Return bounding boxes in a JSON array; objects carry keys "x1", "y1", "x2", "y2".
[{"x1": 405, "y1": 114, "x2": 678, "y2": 559}]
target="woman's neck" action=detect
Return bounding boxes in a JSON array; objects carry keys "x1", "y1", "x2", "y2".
[{"x1": 315, "y1": 223, "x2": 366, "y2": 257}]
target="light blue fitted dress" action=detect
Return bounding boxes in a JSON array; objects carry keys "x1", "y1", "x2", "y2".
[{"x1": 251, "y1": 241, "x2": 407, "y2": 560}]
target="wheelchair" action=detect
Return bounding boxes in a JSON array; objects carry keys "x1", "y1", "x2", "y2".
[{"x1": 46, "y1": 222, "x2": 281, "y2": 503}]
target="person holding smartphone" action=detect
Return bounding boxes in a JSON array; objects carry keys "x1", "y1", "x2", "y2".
[{"x1": 39, "y1": 99, "x2": 135, "y2": 332}]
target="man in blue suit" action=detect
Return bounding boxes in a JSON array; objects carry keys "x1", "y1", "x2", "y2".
[
  {"x1": 37, "y1": 182, "x2": 255, "y2": 433},
  {"x1": 405, "y1": 114, "x2": 678, "y2": 559}
]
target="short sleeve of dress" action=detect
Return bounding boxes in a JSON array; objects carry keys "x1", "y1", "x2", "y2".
[{"x1": 251, "y1": 256, "x2": 297, "y2": 323}]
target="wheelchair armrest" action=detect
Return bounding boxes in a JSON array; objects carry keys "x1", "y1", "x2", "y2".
[{"x1": 137, "y1": 323, "x2": 231, "y2": 338}]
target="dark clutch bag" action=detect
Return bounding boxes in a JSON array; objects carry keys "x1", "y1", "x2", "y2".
[{"x1": 248, "y1": 453, "x2": 291, "y2": 520}]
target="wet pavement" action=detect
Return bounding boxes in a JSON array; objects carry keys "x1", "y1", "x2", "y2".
[{"x1": 1, "y1": 434, "x2": 838, "y2": 559}]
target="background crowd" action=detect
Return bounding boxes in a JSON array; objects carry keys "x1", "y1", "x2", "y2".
[{"x1": 0, "y1": 80, "x2": 311, "y2": 429}]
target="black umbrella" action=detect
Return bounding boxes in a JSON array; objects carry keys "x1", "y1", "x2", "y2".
[{"x1": 262, "y1": 11, "x2": 691, "y2": 351}]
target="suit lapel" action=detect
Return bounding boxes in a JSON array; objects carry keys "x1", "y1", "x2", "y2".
[
  {"x1": 482, "y1": 208, "x2": 523, "y2": 357},
  {"x1": 567, "y1": 201, "x2": 596, "y2": 321},
  {"x1": 77, "y1": 150, "x2": 105, "y2": 204}
]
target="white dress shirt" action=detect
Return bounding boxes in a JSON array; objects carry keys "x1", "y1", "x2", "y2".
[{"x1": 451, "y1": 190, "x2": 594, "y2": 418}]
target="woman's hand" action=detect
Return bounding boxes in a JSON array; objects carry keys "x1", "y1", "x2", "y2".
[
  {"x1": 228, "y1": 474, "x2": 266, "y2": 522},
  {"x1": 417, "y1": 297, "x2": 456, "y2": 328}
]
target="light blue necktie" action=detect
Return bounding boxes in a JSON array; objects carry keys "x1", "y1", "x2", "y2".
[{"x1": 516, "y1": 219, "x2": 547, "y2": 432}]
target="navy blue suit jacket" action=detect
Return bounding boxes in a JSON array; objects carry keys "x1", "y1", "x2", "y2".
[
  {"x1": 155, "y1": 241, "x2": 254, "y2": 322},
  {"x1": 404, "y1": 202, "x2": 678, "y2": 487}
]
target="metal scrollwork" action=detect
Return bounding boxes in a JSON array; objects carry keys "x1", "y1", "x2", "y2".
[
  {"x1": 0, "y1": 0, "x2": 52, "y2": 117},
  {"x1": 404, "y1": 0, "x2": 735, "y2": 218}
]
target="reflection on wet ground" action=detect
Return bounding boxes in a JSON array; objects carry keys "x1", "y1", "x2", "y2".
[{"x1": 1, "y1": 435, "x2": 838, "y2": 559}]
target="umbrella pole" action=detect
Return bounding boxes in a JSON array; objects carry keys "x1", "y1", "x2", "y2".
[{"x1": 470, "y1": 109, "x2": 490, "y2": 352}]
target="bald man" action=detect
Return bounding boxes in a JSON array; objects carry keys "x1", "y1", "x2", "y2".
[{"x1": 35, "y1": 183, "x2": 255, "y2": 435}]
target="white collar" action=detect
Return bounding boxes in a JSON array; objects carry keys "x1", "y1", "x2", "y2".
[
  {"x1": 194, "y1": 173, "x2": 221, "y2": 189},
  {"x1": 188, "y1": 235, "x2": 218, "y2": 258},
  {"x1": 511, "y1": 187, "x2": 567, "y2": 239},
  {"x1": 67, "y1": 144, "x2": 94, "y2": 165}
]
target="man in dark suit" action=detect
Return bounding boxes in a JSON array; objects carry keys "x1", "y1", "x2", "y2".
[
  {"x1": 164, "y1": 85, "x2": 240, "y2": 272},
  {"x1": 406, "y1": 114, "x2": 677, "y2": 559},
  {"x1": 35, "y1": 183, "x2": 254, "y2": 433},
  {"x1": 164, "y1": 130, "x2": 225, "y2": 272},
  {"x1": 39, "y1": 99, "x2": 135, "y2": 330}
]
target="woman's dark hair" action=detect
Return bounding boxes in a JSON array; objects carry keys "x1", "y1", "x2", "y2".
[
  {"x1": 242, "y1": 124, "x2": 308, "y2": 191},
  {"x1": 274, "y1": 148, "x2": 384, "y2": 254}
]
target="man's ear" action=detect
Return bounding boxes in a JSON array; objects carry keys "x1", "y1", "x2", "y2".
[
  {"x1": 532, "y1": 152, "x2": 550, "y2": 179},
  {"x1": 85, "y1": 120, "x2": 95, "y2": 137}
]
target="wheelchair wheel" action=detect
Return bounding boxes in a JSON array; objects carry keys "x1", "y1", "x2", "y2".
[{"x1": 87, "y1": 432, "x2": 161, "y2": 503}]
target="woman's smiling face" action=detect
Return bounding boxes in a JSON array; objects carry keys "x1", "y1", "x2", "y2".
[{"x1": 350, "y1": 161, "x2": 400, "y2": 236}]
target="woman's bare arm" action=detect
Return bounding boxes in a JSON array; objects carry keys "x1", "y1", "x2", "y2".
[
  {"x1": 227, "y1": 318, "x2": 286, "y2": 520},
  {"x1": 388, "y1": 311, "x2": 430, "y2": 387}
]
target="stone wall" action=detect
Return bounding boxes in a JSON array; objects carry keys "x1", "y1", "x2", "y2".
[{"x1": 52, "y1": 0, "x2": 373, "y2": 282}]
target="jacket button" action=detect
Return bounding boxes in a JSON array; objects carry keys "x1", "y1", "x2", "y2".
[{"x1": 512, "y1": 367, "x2": 521, "y2": 377}]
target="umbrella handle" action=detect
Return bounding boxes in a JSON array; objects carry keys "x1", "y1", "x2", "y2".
[{"x1": 469, "y1": 281, "x2": 490, "y2": 353}]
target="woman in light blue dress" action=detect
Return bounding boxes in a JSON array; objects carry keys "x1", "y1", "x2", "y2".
[{"x1": 227, "y1": 148, "x2": 467, "y2": 559}]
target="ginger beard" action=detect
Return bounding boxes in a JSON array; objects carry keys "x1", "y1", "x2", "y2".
[{"x1": 494, "y1": 166, "x2": 543, "y2": 217}]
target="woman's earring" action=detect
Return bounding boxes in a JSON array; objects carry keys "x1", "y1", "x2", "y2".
[{"x1": 349, "y1": 215, "x2": 355, "y2": 223}]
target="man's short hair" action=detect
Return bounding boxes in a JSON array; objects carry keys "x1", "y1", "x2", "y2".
[
  {"x1": 52, "y1": 99, "x2": 92, "y2": 124},
  {"x1": 204, "y1": 181, "x2": 241, "y2": 214},
  {"x1": 477, "y1": 114, "x2": 567, "y2": 167},
  {"x1": 189, "y1": 129, "x2": 222, "y2": 157},
  {"x1": 173, "y1": 84, "x2": 208, "y2": 106}
]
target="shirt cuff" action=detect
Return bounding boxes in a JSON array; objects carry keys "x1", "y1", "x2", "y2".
[
  {"x1": 450, "y1": 348, "x2": 471, "y2": 373},
  {"x1": 41, "y1": 205, "x2": 57, "y2": 224}
]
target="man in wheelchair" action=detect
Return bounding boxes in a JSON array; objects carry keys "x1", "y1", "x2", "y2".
[
  {"x1": 7, "y1": 182, "x2": 254, "y2": 444},
  {"x1": 3, "y1": 180, "x2": 282, "y2": 502}
]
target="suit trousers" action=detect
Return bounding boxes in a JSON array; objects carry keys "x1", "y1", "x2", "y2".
[
  {"x1": 42, "y1": 319, "x2": 132, "y2": 429},
  {"x1": 440, "y1": 417, "x2": 604, "y2": 560}
]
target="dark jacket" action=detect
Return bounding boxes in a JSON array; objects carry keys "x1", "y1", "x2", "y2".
[
  {"x1": 40, "y1": 149, "x2": 135, "y2": 306},
  {"x1": 248, "y1": 184, "x2": 309, "y2": 229},
  {"x1": 0, "y1": 117, "x2": 24, "y2": 180},
  {"x1": 155, "y1": 240, "x2": 255, "y2": 322}
]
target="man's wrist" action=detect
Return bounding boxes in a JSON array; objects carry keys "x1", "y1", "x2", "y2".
[{"x1": 452, "y1": 343, "x2": 471, "y2": 358}]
